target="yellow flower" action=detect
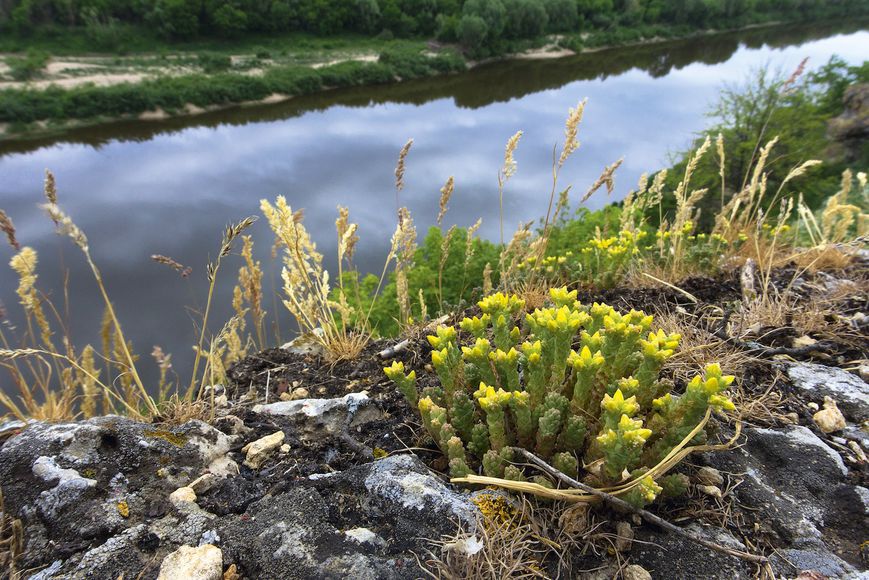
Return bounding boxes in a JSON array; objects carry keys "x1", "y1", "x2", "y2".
[
  {"x1": 601, "y1": 389, "x2": 640, "y2": 417},
  {"x1": 619, "y1": 414, "x2": 652, "y2": 446},
  {"x1": 479, "y1": 292, "x2": 525, "y2": 315},
  {"x1": 427, "y1": 325, "x2": 457, "y2": 349}
]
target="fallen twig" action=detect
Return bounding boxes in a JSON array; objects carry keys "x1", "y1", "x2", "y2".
[{"x1": 510, "y1": 447, "x2": 768, "y2": 564}]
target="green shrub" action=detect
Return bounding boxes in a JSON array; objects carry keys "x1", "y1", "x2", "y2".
[
  {"x1": 197, "y1": 52, "x2": 232, "y2": 73},
  {"x1": 7, "y1": 49, "x2": 49, "y2": 81}
]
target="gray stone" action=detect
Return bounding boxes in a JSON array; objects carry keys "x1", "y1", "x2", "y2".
[
  {"x1": 771, "y1": 537, "x2": 855, "y2": 578},
  {"x1": 787, "y1": 362, "x2": 869, "y2": 421},
  {"x1": 253, "y1": 392, "x2": 383, "y2": 440},
  {"x1": 363, "y1": 455, "x2": 476, "y2": 527},
  {"x1": 631, "y1": 523, "x2": 753, "y2": 579},
  {"x1": 216, "y1": 455, "x2": 477, "y2": 579},
  {"x1": 702, "y1": 425, "x2": 865, "y2": 577}
]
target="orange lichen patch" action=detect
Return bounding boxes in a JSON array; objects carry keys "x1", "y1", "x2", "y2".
[
  {"x1": 472, "y1": 493, "x2": 519, "y2": 528},
  {"x1": 117, "y1": 500, "x2": 129, "y2": 518}
]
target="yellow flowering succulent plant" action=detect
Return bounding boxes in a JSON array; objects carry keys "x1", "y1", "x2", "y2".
[{"x1": 384, "y1": 287, "x2": 735, "y2": 508}]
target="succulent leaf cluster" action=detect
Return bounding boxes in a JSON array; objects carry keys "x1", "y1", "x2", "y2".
[{"x1": 384, "y1": 288, "x2": 734, "y2": 507}]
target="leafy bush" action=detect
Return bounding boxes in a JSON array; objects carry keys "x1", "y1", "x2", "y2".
[
  {"x1": 212, "y1": 4, "x2": 249, "y2": 38},
  {"x1": 385, "y1": 288, "x2": 734, "y2": 507},
  {"x1": 197, "y1": 52, "x2": 232, "y2": 73},
  {"x1": 457, "y1": 15, "x2": 489, "y2": 56},
  {"x1": 7, "y1": 49, "x2": 49, "y2": 81}
]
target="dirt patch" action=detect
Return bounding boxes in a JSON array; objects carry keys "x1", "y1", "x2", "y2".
[
  {"x1": 516, "y1": 47, "x2": 575, "y2": 60},
  {"x1": 310, "y1": 54, "x2": 379, "y2": 69}
]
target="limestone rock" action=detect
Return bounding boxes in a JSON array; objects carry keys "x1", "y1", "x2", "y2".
[
  {"x1": 813, "y1": 396, "x2": 847, "y2": 434},
  {"x1": 169, "y1": 486, "x2": 197, "y2": 506},
  {"x1": 242, "y1": 430, "x2": 285, "y2": 469},
  {"x1": 615, "y1": 521, "x2": 633, "y2": 552},
  {"x1": 695, "y1": 466, "x2": 724, "y2": 486},
  {"x1": 157, "y1": 544, "x2": 223, "y2": 580},
  {"x1": 623, "y1": 564, "x2": 652, "y2": 580}
]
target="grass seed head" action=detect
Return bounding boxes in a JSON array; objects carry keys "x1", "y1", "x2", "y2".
[
  {"x1": 0, "y1": 210, "x2": 20, "y2": 250},
  {"x1": 502, "y1": 130, "x2": 523, "y2": 179},
  {"x1": 559, "y1": 99, "x2": 587, "y2": 168},
  {"x1": 437, "y1": 176, "x2": 455, "y2": 226},
  {"x1": 395, "y1": 138, "x2": 413, "y2": 191}
]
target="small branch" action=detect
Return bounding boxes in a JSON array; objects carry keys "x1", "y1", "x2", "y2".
[
  {"x1": 510, "y1": 447, "x2": 768, "y2": 564},
  {"x1": 378, "y1": 339, "x2": 410, "y2": 359}
]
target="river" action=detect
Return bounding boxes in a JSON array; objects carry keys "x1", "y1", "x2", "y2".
[{"x1": 1, "y1": 21, "x2": 867, "y2": 392}]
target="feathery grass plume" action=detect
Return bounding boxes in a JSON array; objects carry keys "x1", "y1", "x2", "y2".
[
  {"x1": 152, "y1": 345, "x2": 174, "y2": 400},
  {"x1": 234, "y1": 235, "x2": 266, "y2": 348},
  {"x1": 781, "y1": 57, "x2": 808, "y2": 94},
  {"x1": 667, "y1": 137, "x2": 711, "y2": 271},
  {"x1": 438, "y1": 176, "x2": 455, "y2": 226},
  {"x1": 336, "y1": 206, "x2": 359, "y2": 264},
  {"x1": 151, "y1": 254, "x2": 192, "y2": 278},
  {"x1": 620, "y1": 173, "x2": 647, "y2": 232},
  {"x1": 716, "y1": 133, "x2": 726, "y2": 209},
  {"x1": 40, "y1": 185, "x2": 157, "y2": 415},
  {"x1": 559, "y1": 99, "x2": 587, "y2": 168},
  {"x1": 42, "y1": 202, "x2": 88, "y2": 252},
  {"x1": 394, "y1": 207, "x2": 418, "y2": 327},
  {"x1": 498, "y1": 131, "x2": 523, "y2": 244},
  {"x1": 263, "y1": 196, "x2": 369, "y2": 361},
  {"x1": 43, "y1": 169, "x2": 57, "y2": 205},
  {"x1": 553, "y1": 187, "x2": 573, "y2": 223},
  {"x1": 583, "y1": 158, "x2": 624, "y2": 202},
  {"x1": 483, "y1": 262, "x2": 493, "y2": 296},
  {"x1": 0, "y1": 210, "x2": 20, "y2": 251},
  {"x1": 438, "y1": 225, "x2": 457, "y2": 311},
  {"x1": 262, "y1": 197, "x2": 326, "y2": 330},
  {"x1": 820, "y1": 169, "x2": 867, "y2": 243},
  {"x1": 503, "y1": 131, "x2": 523, "y2": 179},
  {"x1": 532, "y1": 101, "x2": 590, "y2": 284},
  {"x1": 78, "y1": 344, "x2": 100, "y2": 418},
  {"x1": 187, "y1": 215, "x2": 255, "y2": 398},
  {"x1": 9, "y1": 247, "x2": 54, "y2": 350},
  {"x1": 498, "y1": 222, "x2": 533, "y2": 289},
  {"x1": 418, "y1": 289, "x2": 428, "y2": 322},
  {"x1": 394, "y1": 138, "x2": 414, "y2": 193},
  {"x1": 457, "y1": 218, "x2": 483, "y2": 301}
]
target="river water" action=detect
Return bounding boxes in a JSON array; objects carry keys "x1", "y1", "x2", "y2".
[{"x1": 1, "y1": 21, "x2": 867, "y2": 390}]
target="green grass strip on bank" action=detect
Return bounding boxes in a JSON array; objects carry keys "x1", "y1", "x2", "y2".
[{"x1": 0, "y1": 48, "x2": 465, "y2": 126}]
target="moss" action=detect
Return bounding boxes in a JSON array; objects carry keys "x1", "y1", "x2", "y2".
[
  {"x1": 81, "y1": 467, "x2": 97, "y2": 479},
  {"x1": 144, "y1": 429, "x2": 188, "y2": 448},
  {"x1": 372, "y1": 447, "x2": 388, "y2": 459}
]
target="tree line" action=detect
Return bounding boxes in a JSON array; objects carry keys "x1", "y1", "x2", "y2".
[{"x1": 2, "y1": 0, "x2": 867, "y2": 55}]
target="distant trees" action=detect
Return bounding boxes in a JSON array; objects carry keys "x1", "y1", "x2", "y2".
[
  {"x1": 0, "y1": 0, "x2": 865, "y2": 49},
  {"x1": 502, "y1": 0, "x2": 548, "y2": 39}
]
